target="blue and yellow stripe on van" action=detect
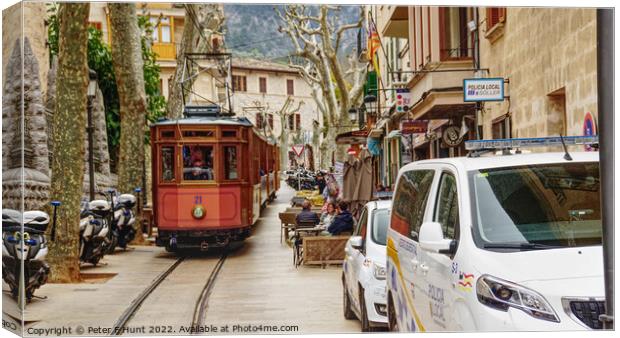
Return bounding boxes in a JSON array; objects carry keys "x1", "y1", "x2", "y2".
[{"x1": 387, "y1": 237, "x2": 426, "y2": 332}]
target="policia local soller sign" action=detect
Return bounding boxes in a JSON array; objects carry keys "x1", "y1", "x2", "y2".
[{"x1": 463, "y1": 78, "x2": 505, "y2": 102}]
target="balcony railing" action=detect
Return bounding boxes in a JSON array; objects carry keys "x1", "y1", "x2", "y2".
[
  {"x1": 440, "y1": 47, "x2": 474, "y2": 61},
  {"x1": 152, "y1": 43, "x2": 176, "y2": 60}
]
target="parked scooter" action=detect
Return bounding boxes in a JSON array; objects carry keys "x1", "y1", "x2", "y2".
[
  {"x1": 110, "y1": 191, "x2": 137, "y2": 251},
  {"x1": 2, "y1": 201, "x2": 60, "y2": 301},
  {"x1": 79, "y1": 198, "x2": 110, "y2": 265},
  {"x1": 285, "y1": 168, "x2": 317, "y2": 190}
]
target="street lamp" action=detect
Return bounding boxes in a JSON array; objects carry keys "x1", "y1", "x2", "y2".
[
  {"x1": 363, "y1": 94, "x2": 377, "y2": 116},
  {"x1": 348, "y1": 107, "x2": 357, "y2": 122},
  {"x1": 87, "y1": 69, "x2": 98, "y2": 201}
]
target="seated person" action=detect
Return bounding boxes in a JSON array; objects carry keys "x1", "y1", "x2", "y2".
[
  {"x1": 319, "y1": 202, "x2": 337, "y2": 229},
  {"x1": 296, "y1": 200, "x2": 320, "y2": 225},
  {"x1": 327, "y1": 201, "x2": 354, "y2": 235}
]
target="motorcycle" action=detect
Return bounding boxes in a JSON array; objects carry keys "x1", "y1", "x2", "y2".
[
  {"x1": 110, "y1": 192, "x2": 137, "y2": 251},
  {"x1": 2, "y1": 201, "x2": 60, "y2": 301},
  {"x1": 79, "y1": 199, "x2": 110, "y2": 266},
  {"x1": 285, "y1": 168, "x2": 318, "y2": 191}
]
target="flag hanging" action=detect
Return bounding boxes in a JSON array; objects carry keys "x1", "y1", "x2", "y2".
[{"x1": 367, "y1": 18, "x2": 381, "y2": 78}]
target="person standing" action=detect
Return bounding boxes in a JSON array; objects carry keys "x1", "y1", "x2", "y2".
[{"x1": 315, "y1": 172, "x2": 327, "y2": 194}]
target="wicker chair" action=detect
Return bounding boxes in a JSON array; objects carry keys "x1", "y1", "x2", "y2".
[
  {"x1": 278, "y1": 212, "x2": 298, "y2": 244},
  {"x1": 292, "y1": 219, "x2": 320, "y2": 268}
]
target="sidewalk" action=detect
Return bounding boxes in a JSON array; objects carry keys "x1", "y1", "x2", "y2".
[{"x1": 3, "y1": 246, "x2": 179, "y2": 335}]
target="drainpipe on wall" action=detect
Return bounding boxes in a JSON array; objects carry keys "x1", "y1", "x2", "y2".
[{"x1": 473, "y1": 7, "x2": 482, "y2": 140}]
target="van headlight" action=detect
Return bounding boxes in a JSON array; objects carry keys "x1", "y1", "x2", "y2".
[
  {"x1": 476, "y1": 275, "x2": 559, "y2": 322},
  {"x1": 373, "y1": 263, "x2": 386, "y2": 280}
]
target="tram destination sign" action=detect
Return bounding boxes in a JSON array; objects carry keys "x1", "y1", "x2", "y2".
[{"x1": 463, "y1": 78, "x2": 505, "y2": 102}]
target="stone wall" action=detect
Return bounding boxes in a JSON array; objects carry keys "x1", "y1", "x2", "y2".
[{"x1": 479, "y1": 8, "x2": 597, "y2": 141}]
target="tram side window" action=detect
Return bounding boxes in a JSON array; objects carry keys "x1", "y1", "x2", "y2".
[
  {"x1": 224, "y1": 146, "x2": 238, "y2": 180},
  {"x1": 161, "y1": 146, "x2": 175, "y2": 182},
  {"x1": 183, "y1": 145, "x2": 214, "y2": 181}
]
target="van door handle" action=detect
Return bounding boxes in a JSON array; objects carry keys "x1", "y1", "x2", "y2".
[{"x1": 420, "y1": 263, "x2": 430, "y2": 274}]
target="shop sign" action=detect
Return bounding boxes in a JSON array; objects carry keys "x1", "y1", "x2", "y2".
[
  {"x1": 292, "y1": 144, "x2": 304, "y2": 157},
  {"x1": 442, "y1": 125, "x2": 464, "y2": 147},
  {"x1": 400, "y1": 119, "x2": 428, "y2": 134},
  {"x1": 463, "y1": 78, "x2": 505, "y2": 102},
  {"x1": 583, "y1": 112, "x2": 597, "y2": 151},
  {"x1": 395, "y1": 88, "x2": 412, "y2": 113}
]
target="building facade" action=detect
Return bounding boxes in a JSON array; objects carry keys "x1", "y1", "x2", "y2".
[
  {"x1": 479, "y1": 7, "x2": 597, "y2": 142},
  {"x1": 363, "y1": 5, "x2": 598, "y2": 188},
  {"x1": 230, "y1": 58, "x2": 321, "y2": 170}
]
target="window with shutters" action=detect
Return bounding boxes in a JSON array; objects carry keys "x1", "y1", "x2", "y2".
[
  {"x1": 268, "y1": 114, "x2": 274, "y2": 129},
  {"x1": 288, "y1": 114, "x2": 295, "y2": 130},
  {"x1": 295, "y1": 114, "x2": 301, "y2": 131},
  {"x1": 259, "y1": 77, "x2": 267, "y2": 94},
  {"x1": 439, "y1": 7, "x2": 474, "y2": 60},
  {"x1": 287, "y1": 79, "x2": 294, "y2": 96},
  {"x1": 486, "y1": 8, "x2": 506, "y2": 31},
  {"x1": 485, "y1": 8, "x2": 506, "y2": 42},
  {"x1": 256, "y1": 113, "x2": 264, "y2": 129},
  {"x1": 233, "y1": 75, "x2": 247, "y2": 92}
]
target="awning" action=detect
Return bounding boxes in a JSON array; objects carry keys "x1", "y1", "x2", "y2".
[
  {"x1": 335, "y1": 129, "x2": 369, "y2": 145},
  {"x1": 410, "y1": 88, "x2": 476, "y2": 120}
]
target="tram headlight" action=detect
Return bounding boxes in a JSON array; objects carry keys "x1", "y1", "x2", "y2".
[{"x1": 192, "y1": 205, "x2": 205, "y2": 219}]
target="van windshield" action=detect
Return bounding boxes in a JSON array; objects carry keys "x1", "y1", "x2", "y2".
[{"x1": 470, "y1": 162, "x2": 601, "y2": 250}]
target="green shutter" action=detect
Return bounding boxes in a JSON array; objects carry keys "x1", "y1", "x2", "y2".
[{"x1": 365, "y1": 71, "x2": 378, "y2": 96}]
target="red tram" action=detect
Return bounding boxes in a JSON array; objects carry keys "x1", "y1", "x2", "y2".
[{"x1": 150, "y1": 106, "x2": 280, "y2": 251}]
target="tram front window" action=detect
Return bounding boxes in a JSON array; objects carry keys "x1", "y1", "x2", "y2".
[{"x1": 183, "y1": 145, "x2": 214, "y2": 181}]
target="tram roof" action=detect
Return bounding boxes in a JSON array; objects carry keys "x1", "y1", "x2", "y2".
[{"x1": 151, "y1": 115, "x2": 254, "y2": 127}]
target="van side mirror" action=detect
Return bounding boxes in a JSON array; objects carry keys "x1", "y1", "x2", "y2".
[
  {"x1": 419, "y1": 222, "x2": 452, "y2": 253},
  {"x1": 349, "y1": 235, "x2": 363, "y2": 250}
]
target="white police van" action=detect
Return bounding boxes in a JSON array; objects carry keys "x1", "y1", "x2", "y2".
[{"x1": 386, "y1": 136, "x2": 604, "y2": 331}]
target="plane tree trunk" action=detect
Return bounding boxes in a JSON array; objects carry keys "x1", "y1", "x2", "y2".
[
  {"x1": 47, "y1": 2, "x2": 90, "y2": 283},
  {"x1": 109, "y1": 3, "x2": 146, "y2": 243}
]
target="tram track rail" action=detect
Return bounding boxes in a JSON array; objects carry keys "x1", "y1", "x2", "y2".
[
  {"x1": 110, "y1": 257, "x2": 186, "y2": 335},
  {"x1": 110, "y1": 250, "x2": 229, "y2": 335},
  {"x1": 191, "y1": 252, "x2": 228, "y2": 328}
]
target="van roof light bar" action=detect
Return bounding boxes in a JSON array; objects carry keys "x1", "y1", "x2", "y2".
[{"x1": 465, "y1": 136, "x2": 599, "y2": 151}]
